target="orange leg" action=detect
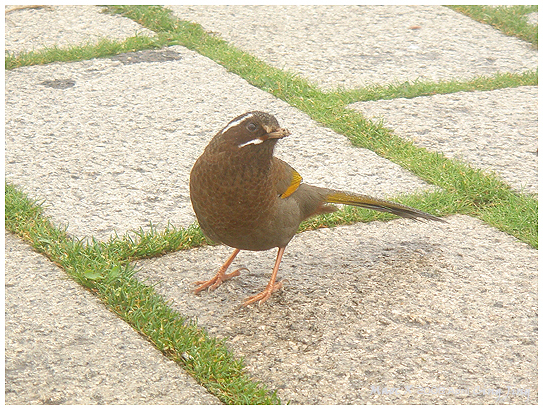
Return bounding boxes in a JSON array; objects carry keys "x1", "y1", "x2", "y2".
[
  {"x1": 243, "y1": 247, "x2": 286, "y2": 306},
  {"x1": 193, "y1": 248, "x2": 247, "y2": 293}
]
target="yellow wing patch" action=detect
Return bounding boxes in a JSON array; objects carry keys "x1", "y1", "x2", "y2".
[{"x1": 280, "y1": 169, "x2": 303, "y2": 198}]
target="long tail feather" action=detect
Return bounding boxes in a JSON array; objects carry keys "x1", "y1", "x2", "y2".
[{"x1": 325, "y1": 191, "x2": 445, "y2": 222}]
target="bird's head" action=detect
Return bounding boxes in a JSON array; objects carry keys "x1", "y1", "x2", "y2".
[{"x1": 213, "y1": 111, "x2": 290, "y2": 152}]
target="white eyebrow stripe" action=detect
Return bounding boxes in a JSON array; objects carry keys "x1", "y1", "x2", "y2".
[
  {"x1": 221, "y1": 113, "x2": 254, "y2": 135},
  {"x1": 238, "y1": 138, "x2": 264, "y2": 148}
]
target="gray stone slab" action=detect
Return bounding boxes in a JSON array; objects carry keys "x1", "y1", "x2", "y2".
[
  {"x1": 168, "y1": 5, "x2": 538, "y2": 91},
  {"x1": 5, "y1": 45, "x2": 432, "y2": 242},
  {"x1": 4, "y1": 232, "x2": 221, "y2": 405},
  {"x1": 349, "y1": 87, "x2": 538, "y2": 193},
  {"x1": 5, "y1": 5, "x2": 154, "y2": 55},
  {"x1": 134, "y1": 215, "x2": 537, "y2": 404}
]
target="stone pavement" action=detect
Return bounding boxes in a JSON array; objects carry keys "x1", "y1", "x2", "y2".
[{"x1": 5, "y1": 5, "x2": 538, "y2": 405}]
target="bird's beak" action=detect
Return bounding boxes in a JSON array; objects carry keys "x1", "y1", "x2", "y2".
[{"x1": 264, "y1": 126, "x2": 291, "y2": 140}]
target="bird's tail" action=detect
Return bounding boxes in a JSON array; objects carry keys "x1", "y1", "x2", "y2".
[{"x1": 325, "y1": 190, "x2": 445, "y2": 222}]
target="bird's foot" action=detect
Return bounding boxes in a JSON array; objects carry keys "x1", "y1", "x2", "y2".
[
  {"x1": 193, "y1": 267, "x2": 248, "y2": 293},
  {"x1": 242, "y1": 281, "x2": 283, "y2": 306}
]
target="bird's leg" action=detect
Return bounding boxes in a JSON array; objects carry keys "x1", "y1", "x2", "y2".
[
  {"x1": 243, "y1": 247, "x2": 286, "y2": 306},
  {"x1": 193, "y1": 248, "x2": 246, "y2": 293}
]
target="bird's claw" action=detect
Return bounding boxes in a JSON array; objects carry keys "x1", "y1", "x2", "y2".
[
  {"x1": 193, "y1": 267, "x2": 247, "y2": 294},
  {"x1": 242, "y1": 281, "x2": 283, "y2": 306}
]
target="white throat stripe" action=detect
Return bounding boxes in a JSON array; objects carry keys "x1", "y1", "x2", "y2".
[
  {"x1": 221, "y1": 113, "x2": 254, "y2": 135},
  {"x1": 238, "y1": 138, "x2": 264, "y2": 148}
]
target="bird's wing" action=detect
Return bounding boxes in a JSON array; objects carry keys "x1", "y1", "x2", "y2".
[{"x1": 272, "y1": 157, "x2": 303, "y2": 199}]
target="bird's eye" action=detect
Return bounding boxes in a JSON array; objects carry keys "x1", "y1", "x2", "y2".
[{"x1": 246, "y1": 122, "x2": 257, "y2": 132}]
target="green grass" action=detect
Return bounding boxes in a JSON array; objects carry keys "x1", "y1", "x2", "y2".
[
  {"x1": 4, "y1": 35, "x2": 166, "y2": 70},
  {"x1": 448, "y1": 5, "x2": 538, "y2": 47},
  {"x1": 5, "y1": 4, "x2": 538, "y2": 405},
  {"x1": 103, "y1": 5, "x2": 186, "y2": 33},
  {"x1": 335, "y1": 70, "x2": 538, "y2": 103}
]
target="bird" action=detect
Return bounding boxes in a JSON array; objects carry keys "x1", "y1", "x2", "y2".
[{"x1": 189, "y1": 111, "x2": 444, "y2": 306}]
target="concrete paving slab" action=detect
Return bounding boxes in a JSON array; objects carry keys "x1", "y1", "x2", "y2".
[
  {"x1": 5, "y1": 45, "x2": 433, "y2": 242},
  {"x1": 169, "y1": 5, "x2": 538, "y2": 91},
  {"x1": 5, "y1": 232, "x2": 221, "y2": 405},
  {"x1": 5, "y1": 5, "x2": 154, "y2": 55},
  {"x1": 349, "y1": 86, "x2": 538, "y2": 193},
  {"x1": 134, "y1": 215, "x2": 537, "y2": 404}
]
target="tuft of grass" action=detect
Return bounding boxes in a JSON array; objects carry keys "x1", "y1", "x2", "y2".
[
  {"x1": 478, "y1": 190, "x2": 538, "y2": 248},
  {"x1": 448, "y1": 5, "x2": 538, "y2": 47},
  {"x1": 103, "y1": 5, "x2": 183, "y2": 33},
  {"x1": 335, "y1": 70, "x2": 538, "y2": 103},
  {"x1": 5, "y1": 183, "x2": 281, "y2": 405},
  {"x1": 104, "y1": 222, "x2": 208, "y2": 262},
  {"x1": 5, "y1": 35, "x2": 164, "y2": 70}
]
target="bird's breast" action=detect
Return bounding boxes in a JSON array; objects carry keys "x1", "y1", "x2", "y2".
[{"x1": 189, "y1": 152, "x2": 280, "y2": 249}]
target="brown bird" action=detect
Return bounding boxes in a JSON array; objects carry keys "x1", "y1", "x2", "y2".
[{"x1": 190, "y1": 111, "x2": 444, "y2": 306}]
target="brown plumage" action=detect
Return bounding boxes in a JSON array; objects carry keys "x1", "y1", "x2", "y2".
[{"x1": 190, "y1": 111, "x2": 444, "y2": 306}]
